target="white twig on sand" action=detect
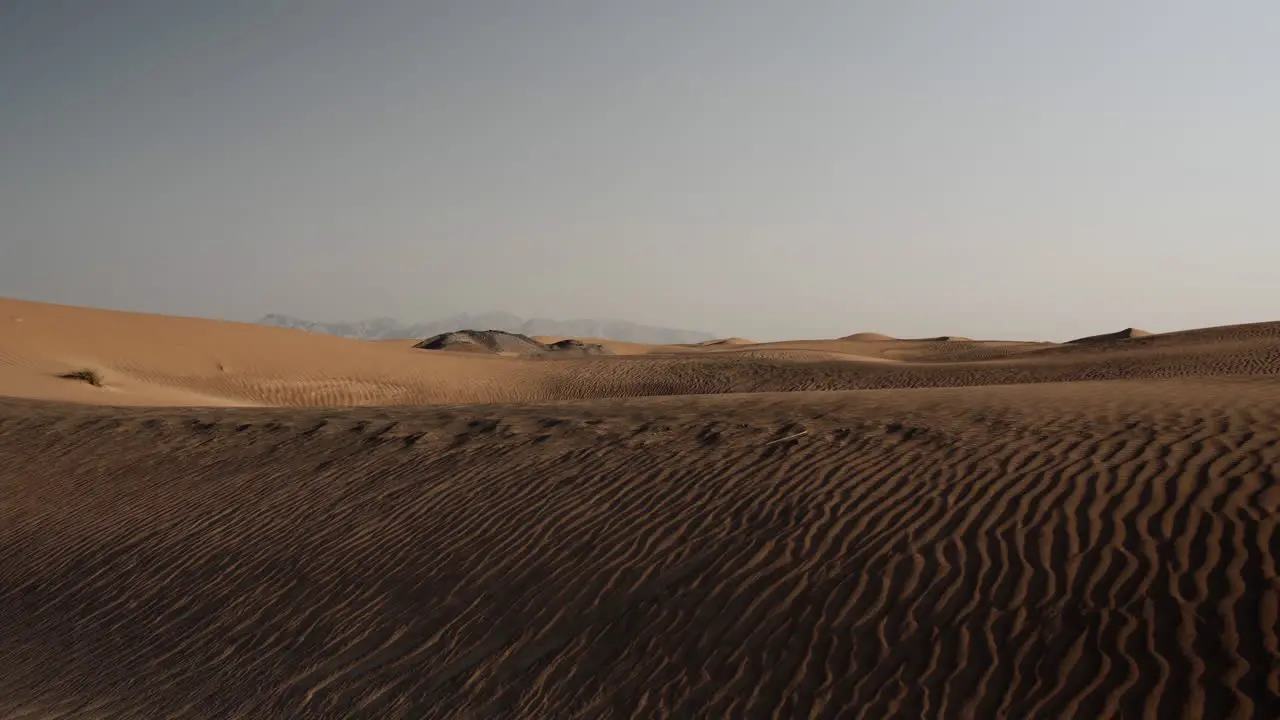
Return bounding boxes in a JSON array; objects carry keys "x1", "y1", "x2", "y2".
[{"x1": 763, "y1": 430, "x2": 808, "y2": 446}]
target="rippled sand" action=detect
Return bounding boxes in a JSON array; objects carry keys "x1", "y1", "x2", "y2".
[{"x1": 2, "y1": 298, "x2": 1279, "y2": 718}]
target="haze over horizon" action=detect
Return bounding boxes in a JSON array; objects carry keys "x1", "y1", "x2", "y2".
[{"x1": 3, "y1": 2, "x2": 1277, "y2": 342}]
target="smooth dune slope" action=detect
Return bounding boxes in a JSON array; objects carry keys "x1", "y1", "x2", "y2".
[{"x1": 2, "y1": 380, "x2": 1280, "y2": 718}]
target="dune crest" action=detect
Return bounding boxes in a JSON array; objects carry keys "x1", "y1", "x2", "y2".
[
  {"x1": 414, "y1": 329, "x2": 612, "y2": 357},
  {"x1": 6, "y1": 298, "x2": 1280, "y2": 407},
  {"x1": 1068, "y1": 327, "x2": 1153, "y2": 343},
  {"x1": 840, "y1": 332, "x2": 896, "y2": 341}
]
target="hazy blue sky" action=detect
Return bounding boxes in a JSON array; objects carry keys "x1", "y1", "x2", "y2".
[{"x1": 3, "y1": 1, "x2": 1277, "y2": 341}]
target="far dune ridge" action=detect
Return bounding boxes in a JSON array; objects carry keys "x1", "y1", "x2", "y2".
[
  {"x1": 414, "y1": 329, "x2": 612, "y2": 357},
  {"x1": 696, "y1": 337, "x2": 756, "y2": 346},
  {"x1": 3, "y1": 297, "x2": 1280, "y2": 407},
  {"x1": 258, "y1": 311, "x2": 717, "y2": 345},
  {"x1": 1068, "y1": 327, "x2": 1154, "y2": 344},
  {"x1": 840, "y1": 332, "x2": 896, "y2": 341}
]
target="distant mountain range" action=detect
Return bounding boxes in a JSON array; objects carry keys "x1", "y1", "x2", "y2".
[{"x1": 256, "y1": 312, "x2": 717, "y2": 345}]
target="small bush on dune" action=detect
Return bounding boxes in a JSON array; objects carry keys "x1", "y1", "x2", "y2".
[{"x1": 59, "y1": 368, "x2": 104, "y2": 387}]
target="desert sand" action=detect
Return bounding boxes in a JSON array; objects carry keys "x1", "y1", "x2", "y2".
[{"x1": 1, "y1": 296, "x2": 1279, "y2": 718}]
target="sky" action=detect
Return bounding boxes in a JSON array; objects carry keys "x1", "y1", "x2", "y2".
[{"x1": 2, "y1": 1, "x2": 1278, "y2": 342}]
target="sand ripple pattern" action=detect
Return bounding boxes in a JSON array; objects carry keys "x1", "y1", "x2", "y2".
[{"x1": 1, "y1": 379, "x2": 1279, "y2": 718}]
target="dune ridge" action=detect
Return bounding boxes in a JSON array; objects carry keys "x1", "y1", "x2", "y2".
[
  {"x1": 841, "y1": 332, "x2": 896, "y2": 341},
  {"x1": 1069, "y1": 328, "x2": 1154, "y2": 344},
  {"x1": 7, "y1": 298, "x2": 1280, "y2": 408},
  {"x1": 415, "y1": 329, "x2": 612, "y2": 357}
]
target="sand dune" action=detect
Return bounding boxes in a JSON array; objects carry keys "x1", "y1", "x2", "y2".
[
  {"x1": 1069, "y1": 328, "x2": 1154, "y2": 344},
  {"x1": 533, "y1": 336, "x2": 682, "y2": 355},
  {"x1": 4, "y1": 297, "x2": 1280, "y2": 718},
  {"x1": 416, "y1": 330, "x2": 612, "y2": 357},
  {"x1": 2, "y1": 381, "x2": 1280, "y2": 718},
  {"x1": 9, "y1": 297, "x2": 1280, "y2": 409},
  {"x1": 696, "y1": 336, "x2": 757, "y2": 346},
  {"x1": 841, "y1": 332, "x2": 897, "y2": 341}
]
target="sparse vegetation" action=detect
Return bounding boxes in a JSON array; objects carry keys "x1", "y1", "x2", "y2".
[{"x1": 58, "y1": 368, "x2": 104, "y2": 387}]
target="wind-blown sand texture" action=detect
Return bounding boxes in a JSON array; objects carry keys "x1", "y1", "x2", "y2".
[{"x1": 2, "y1": 297, "x2": 1280, "y2": 718}]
